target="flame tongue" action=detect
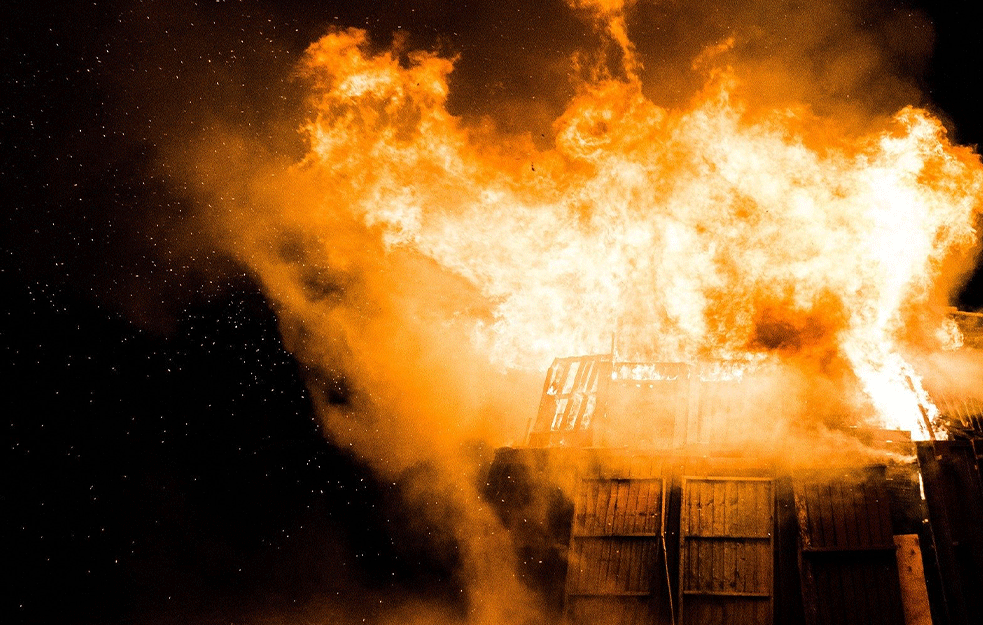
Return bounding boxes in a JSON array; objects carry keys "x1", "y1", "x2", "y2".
[{"x1": 298, "y1": 28, "x2": 983, "y2": 438}]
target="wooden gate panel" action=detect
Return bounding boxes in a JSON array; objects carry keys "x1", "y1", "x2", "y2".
[
  {"x1": 679, "y1": 477, "x2": 774, "y2": 625},
  {"x1": 566, "y1": 477, "x2": 665, "y2": 625},
  {"x1": 793, "y1": 467, "x2": 905, "y2": 625}
]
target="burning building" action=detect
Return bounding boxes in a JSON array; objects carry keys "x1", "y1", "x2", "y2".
[
  {"x1": 168, "y1": 3, "x2": 983, "y2": 624},
  {"x1": 485, "y1": 314, "x2": 983, "y2": 625}
]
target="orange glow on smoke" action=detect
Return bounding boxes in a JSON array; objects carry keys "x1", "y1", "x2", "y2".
[{"x1": 294, "y1": 13, "x2": 983, "y2": 440}]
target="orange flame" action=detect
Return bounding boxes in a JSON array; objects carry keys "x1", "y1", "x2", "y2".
[{"x1": 295, "y1": 22, "x2": 983, "y2": 440}]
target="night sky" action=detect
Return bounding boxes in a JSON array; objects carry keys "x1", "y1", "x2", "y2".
[{"x1": 3, "y1": 1, "x2": 983, "y2": 623}]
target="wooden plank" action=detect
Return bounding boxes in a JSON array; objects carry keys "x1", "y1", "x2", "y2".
[
  {"x1": 700, "y1": 479, "x2": 712, "y2": 594},
  {"x1": 619, "y1": 479, "x2": 633, "y2": 533},
  {"x1": 647, "y1": 478, "x2": 661, "y2": 533},
  {"x1": 582, "y1": 479, "x2": 595, "y2": 535},
  {"x1": 686, "y1": 534, "x2": 772, "y2": 541},
  {"x1": 626, "y1": 478, "x2": 640, "y2": 535},
  {"x1": 604, "y1": 478, "x2": 618, "y2": 535},
  {"x1": 639, "y1": 480, "x2": 653, "y2": 534},
  {"x1": 714, "y1": 480, "x2": 724, "y2": 594},
  {"x1": 894, "y1": 535, "x2": 932, "y2": 625}
]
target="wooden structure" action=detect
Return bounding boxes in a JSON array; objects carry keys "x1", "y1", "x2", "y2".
[
  {"x1": 487, "y1": 449, "x2": 937, "y2": 625},
  {"x1": 495, "y1": 340, "x2": 983, "y2": 625}
]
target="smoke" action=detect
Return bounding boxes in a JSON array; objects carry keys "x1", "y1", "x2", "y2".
[
  {"x1": 129, "y1": 0, "x2": 983, "y2": 622},
  {"x1": 622, "y1": 1, "x2": 935, "y2": 124},
  {"x1": 162, "y1": 111, "x2": 547, "y2": 625}
]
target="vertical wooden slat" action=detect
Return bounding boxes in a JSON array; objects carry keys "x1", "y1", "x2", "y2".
[
  {"x1": 619, "y1": 479, "x2": 631, "y2": 533},
  {"x1": 626, "y1": 479, "x2": 639, "y2": 535}
]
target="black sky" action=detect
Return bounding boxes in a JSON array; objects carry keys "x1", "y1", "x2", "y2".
[{"x1": 3, "y1": 1, "x2": 983, "y2": 623}]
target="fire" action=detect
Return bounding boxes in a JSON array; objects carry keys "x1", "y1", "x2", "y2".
[{"x1": 292, "y1": 7, "x2": 983, "y2": 442}]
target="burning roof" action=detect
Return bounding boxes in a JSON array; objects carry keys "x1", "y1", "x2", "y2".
[{"x1": 528, "y1": 339, "x2": 983, "y2": 449}]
